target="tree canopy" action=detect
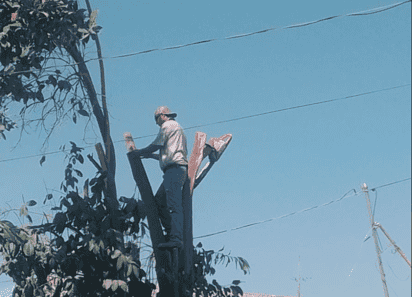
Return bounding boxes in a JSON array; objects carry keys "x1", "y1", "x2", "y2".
[{"x1": 0, "y1": 0, "x2": 100, "y2": 141}]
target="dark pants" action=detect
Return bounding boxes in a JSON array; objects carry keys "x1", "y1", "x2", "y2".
[{"x1": 155, "y1": 165, "x2": 187, "y2": 242}]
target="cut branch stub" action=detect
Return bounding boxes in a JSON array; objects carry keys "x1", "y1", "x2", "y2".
[
  {"x1": 123, "y1": 132, "x2": 136, "y2": 152},
  {"x1": 188, "y1": 132, "x2": 207, "y2": 195},
  {"x1": 126, "y1": 149, "x2": 174, "y2": 294}
]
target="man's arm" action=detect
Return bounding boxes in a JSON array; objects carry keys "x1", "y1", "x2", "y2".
[
  {"x1": 145, "y1": 153, "x2": 160, "y2": 160},
  {"x1": 136, "y1": 144, "x2": 162, "y2": 159}
]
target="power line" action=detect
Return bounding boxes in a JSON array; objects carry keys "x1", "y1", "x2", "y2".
[
  {"x1": 194, "y1": 189, "x2": 360, "y2": 240},
  {"x1": 181, "y1": 84, "x2": 410, "y2": 130},
  {"x1": 0, "y1": 83, "x2": 410, "y2": 164},
  {"x1": 194, "y1": 177, "x2": 411, "y2": 240},
  {"x1": 371, "y1": 178, "x2": 411, "y2": 191},
  {"x1": 0, "y1": 148, "x2": 64, "y2": 164},
  {"x1": 1, "y1": 0, "x2": 410, "y2": 76}
]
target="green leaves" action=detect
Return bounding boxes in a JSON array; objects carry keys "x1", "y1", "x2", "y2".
[
  {"x1": 88, "y1": 238, "x2": 103, "y2": 254},
  {"x1": 0, "y1": 0, "x2": 93, "y2": 127},
  {"x1": 53, "y1": 212, "x2": 67, "y2": 234},
  {"x1": 19, "y1": 205, "x2": 28, "y2": 217},
  {"x1": 43, "y1": 193, "x2": 53, "y2": 204},
  {"x1": 57, "y1": 80, "x2": 71, "y2": 91},
  {"x1": 23, "y1": 241, "x2": 34, "y2": 256},
  {"x1": 116, "y1": 255, "x2": 125, "y2": 271},
  {"x1": 230, "y1": 285, "x2": 243, "y2": 296},
  {"x1": 213, "y1": 279, "x2": 221, "y2": 290},
  {"x1": 27, "y1": 200, "x2": 37, "y2": 207},
  {"x1": 119, "y1": 281, "x2": 128, "y2": 292},
  {"x1": 0, "y1": 137, "x2": 159, "y2": 297},
  {"x1": 77, "y1": 109, "x2": 89, "y2": 117},
  {"x1": 193, "y1": 243, "x2": 248, "y2": 296},
  {"x1": 102, "y1": 279, "x2": 128, "y2": 293},
  {"x1": 47, "y1": 75, "x2": 57, "y2": 87},
  {"x1": 111, "y1": 249, "x2": 121, "y2": 259},
  {"x1": 132, "y1": 264, "x2": 139, "y2": 278},
  {"x1": 88, "y1": 10, "x2": 98, "y2": 29},
  {"x1": 102, "y1": 279, "x2": 112, "y2": 290},
  {"x1": 69, "y1": 141, "x2": 83, "y2": 154}
]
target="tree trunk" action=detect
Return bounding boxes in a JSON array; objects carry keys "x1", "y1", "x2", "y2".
[
  {"x1": 83, "y1": 0, "x2": 116, "y2": 206},
  {"x1": 127, "y1": 152, "x2": 174, "y2": 295},
  {"x1": 64, "y1": 44, "x2": 118, "y2": 209}
]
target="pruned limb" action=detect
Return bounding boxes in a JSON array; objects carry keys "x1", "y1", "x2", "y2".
[
  {"x1": 95, "y1": 143, "x2": 107, "y2": 171},
  {"x1": 127, "y1": 151, "x2": 174, "y2": 295},
  {"x1": 194, "y1": 161, "x2": 214, "y2": 189},
  {"x1": 188, "y1": 132, "x2": 207, "y2": 195},
  {"x1": 123, "y1": 132, "x2": 137, "y2": 152},
  {"x1": 64, "y1": 43, "x2": 117, "y2": 210},
  {"x1": 193, "y1": 133, "x2": 232, "y2": 189},
  {"x1": 87, "y1": 154, "x2": 102, "y2": 172}
]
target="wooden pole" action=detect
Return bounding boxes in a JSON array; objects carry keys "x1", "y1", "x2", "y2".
[
  {"x1": 182, "y1": 178, "x2": 193, "y2": 296},
  {"x1": 374, "y1": 223, "x2": 411, "y2": 267},
  {"x1": 361, "y1": 183, "x2": 389, "y2": 297},
  {"x1": 127, "y1": 151, "x2": 174, "y2": 295}
]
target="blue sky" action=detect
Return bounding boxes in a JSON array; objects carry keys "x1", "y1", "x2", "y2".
[{"x1": 0, "y1": 1, "x2": 411, "y2": 296}]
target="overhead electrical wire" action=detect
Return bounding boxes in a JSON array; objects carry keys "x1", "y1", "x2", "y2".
[
  {"x1": 1, "y1": 0, "x2": 410, "y2": 76},
  {"x1": 0, "y1": 83, "x2": 410, "y2": 163},
  {"x1": 181, "y1": 84, "x2": 410, "y2": 131},
  {"x1": 370, "y1": 177, "x2": 411, "y2": 236},
  {"x1": 194, "y1": 189, "x2": 360, "y2": 240},
  {"x1": 371, "y1": 178, "x2": 411, "y2": 191},
  {"x1": 194, "y1": 177, "x2": 411, "y2": 240}
]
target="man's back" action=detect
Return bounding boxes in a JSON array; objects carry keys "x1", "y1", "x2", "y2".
[{"x1": 153, "y1": 120, "x2": 188, "y2": 171}]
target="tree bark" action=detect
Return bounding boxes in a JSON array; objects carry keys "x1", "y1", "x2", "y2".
[
  {"x1": 83, "y1": 0, "x2": 115, "y2": 200},
  {"x1": 127, "y1": 152, "x2": 174, "y2": 295},
  {"x1": 64, "y1": 44, "x2": 118, "y2": 209}
]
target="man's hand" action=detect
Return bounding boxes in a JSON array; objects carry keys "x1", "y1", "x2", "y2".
[
  {"x1": 140, "y1": 151, "x2": 152, "y2": 159},
  {"x1": 134, "y1": 149, "x2": 159, "y2": 160},
  {"x1": 133, "y1": 144, "x2": 161, "y2": 159},
  {"x1": 142, "y1": 152, "x2": 160, "y2": 160},
  {"x1": 129, "y1": 149, "x2": 144, "y2": 159}
]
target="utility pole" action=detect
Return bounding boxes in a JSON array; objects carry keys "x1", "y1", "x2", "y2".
[
  {"x1": 293, "y1": 256, "x2": 310, "y2": 297},
  {"x1": 373, "y1": 222, "x2": 411, "y2": 268},
  {"x1": 361, "y1": 183, "x2": 389, "y2": 297},
  {"x1": 361, "y1": 183, "x2": 411, "y2": 297}
]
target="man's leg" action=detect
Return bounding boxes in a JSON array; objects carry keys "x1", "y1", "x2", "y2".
[
  {"x1": 159, "y1": 165, "x2": 187, "y2": 248},
  {"x1": 154, "y1": 183, "x2": 172, "y2": 239}
]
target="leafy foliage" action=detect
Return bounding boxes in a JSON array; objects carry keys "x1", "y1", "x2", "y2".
[
  {"x1": 0, "y1": 0, "x2": 99, "y2": 90},
  {"x1": 0, "y1": 0, "x2": 97, "y2": 143},
  {"x1": 0, "y1": 143, "x2": 153, "y2": 297},
  {"x1": 192, "y1": 243, "x2": 249, "y2": 296},
  {"x1": 0, "y1": 108, "x2": 17, "y2": 140}
]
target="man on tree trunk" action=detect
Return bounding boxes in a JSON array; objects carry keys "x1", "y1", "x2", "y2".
[{"x1": 136, "y1": 106, "x2": 188, "y2": 249}]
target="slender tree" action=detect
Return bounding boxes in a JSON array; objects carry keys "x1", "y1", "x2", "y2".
[{"x1": 0, "y1": 0, "x2": 118, "y2": 208}]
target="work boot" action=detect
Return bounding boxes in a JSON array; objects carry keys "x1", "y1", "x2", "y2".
[
  {"x1": 158, "y1": 240, "x2": 183, "y2": 250},
  {"x1": 164, "y1": 232, "x2": 171, "y2": 242}
]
